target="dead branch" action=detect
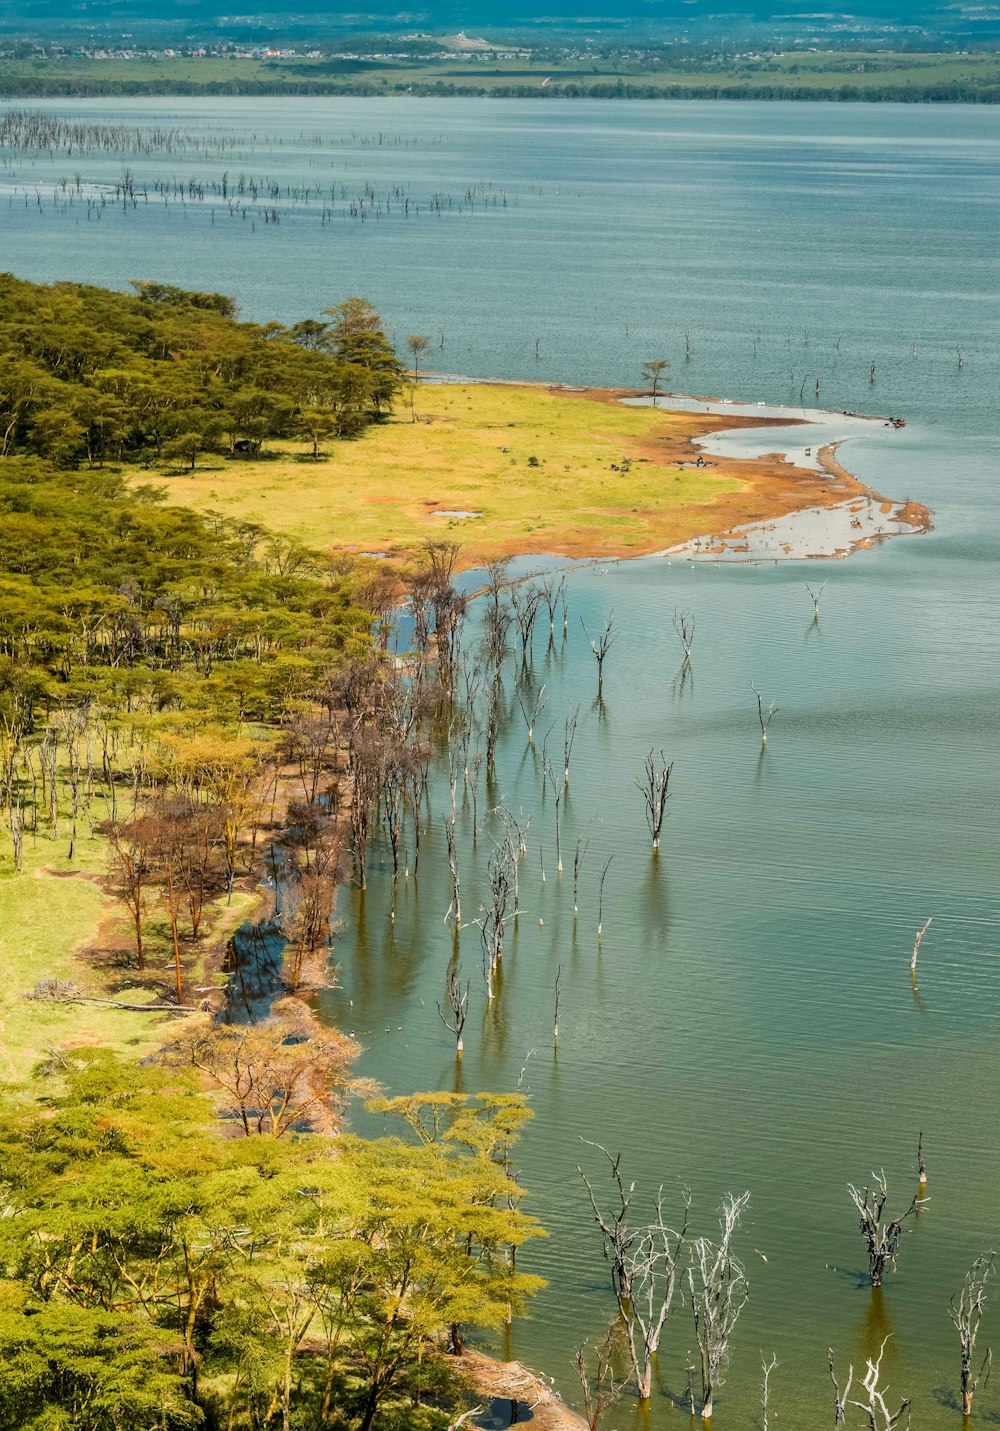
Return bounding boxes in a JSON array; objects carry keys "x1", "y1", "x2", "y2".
[
  {"x1": 848, "y1": 1171, "x2": 925, "y2": 1286},
  {"x1": 950, "y1": 1250, "x2": 995, "y2": 1416}
]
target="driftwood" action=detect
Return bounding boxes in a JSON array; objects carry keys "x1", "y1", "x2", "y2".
[{"x1": 25, "y1": 978, "x2": 202, "y2": 1012}]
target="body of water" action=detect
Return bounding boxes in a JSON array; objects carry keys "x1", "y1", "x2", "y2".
[{"x1": 4, "y1": 97, "x2": 999, "y2": 1427}]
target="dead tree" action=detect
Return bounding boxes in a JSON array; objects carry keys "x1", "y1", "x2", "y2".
[
  {"x1": 761, "y1": 1354, "x2": 777, "y2": 1431},
  {"x1": 917, "y1": 1131, "x2": 927, "y2": 1192},
  {"x1": 540, "y1": 572, "x2": 567, "y2": 638},
  {"x1": 437, "y1": 961, "x2": 470, "y2": 1053},
  {"x1": 673, "y1": 608, "x2": 695, "y2": 664},
  {"x1": 479, "y1": 840, "x2": 514, "y2": 1003},
  {"x1": 515, "y1": 682, "x2": 547, "y2": 745},
  {"x1": 950, "y1": 1251, "x2": 995, "y2": 1417},
  {"x1": 635, "y1": 751, "x2": 673, "y2": 850},
  {"x1": 511, "y1": 582, "x2": 544, "y2": 663},
  {"x1": 688, "y1": 1192, "x2": 751, "y2": 1423},
  {"x1": 910, "y1": 917, "x2": 932, "y2": 975},
  {"x1": 829, "y1": 1349, "x2": 853, "y2": 1425},
  {"x1": 582, "y1": 611, "x2": 616, "y2": 696},
  {"x1": 598, "y1": 855, "x2": 613, "y2": 937},
  {"x1": 836, "y1": 1338, "x2": 910, "y2": 1431},
  {"x1": 444, "y1": 810, "x2": 461, "y2": 926},
  {"x1": 553, "y1": 964, "x2": 563, "y2": 1042},
  {"x1": 579, "y1": 1143, "x2": 639, "y2": 1304},
  {"x1": 545, "y1": 759, "x2": 563, "y2": 872},
  {"x1": 563, "y1": 706, "x2": 579, "y2": 785},
  {"x1": 806, "y1": 582, "x2": 827, "y2": 619},
  {"x1": 620, "y1": 1191, "x2": 692, "y2": 1400},
  {"x1": 848, "y1": 1172, "x2": 924, "y2": 1286},
  {"x1": 573, "y1": 832, "x2": 590, "y2": 915},
  {"x1": 574, "y1": 1327, "x2": 623, "y2": 1431},
  {"x1": 751, "y1": 683, "x2": 779, "y2": 746}
]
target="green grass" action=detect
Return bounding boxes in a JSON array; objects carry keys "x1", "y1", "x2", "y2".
[{"x1": 142, "y1": 382, "x2": 747, "y2": 566}]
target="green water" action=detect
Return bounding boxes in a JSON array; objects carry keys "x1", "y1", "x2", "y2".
[{"x1": 4, "y1": 97, "x2": 999, "y2": 1425}]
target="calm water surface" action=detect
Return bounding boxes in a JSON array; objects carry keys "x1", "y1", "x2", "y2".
[{"x1": 4, "y1": 98, "x2": 999, "y2": 1426}]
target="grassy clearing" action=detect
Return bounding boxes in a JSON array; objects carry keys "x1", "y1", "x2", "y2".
[
  {"x1": 0, "y1": 832, "x2": 169, "y2": 1084},
  {"x1": 0, "y1": 822, "x2": 258, "y2": 1085},
  {"x1": 146, "y1": 382, "x2": 744, "y2": 565}
]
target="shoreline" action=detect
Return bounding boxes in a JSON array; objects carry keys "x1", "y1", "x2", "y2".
[{"x1": 420, "y1": 376, "x2": 932, "y2": 569}]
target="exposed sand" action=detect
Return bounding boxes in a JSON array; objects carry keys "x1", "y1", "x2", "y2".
[{"x1": 456, "y1": 1348, "x2": 588, "y2": 1430}]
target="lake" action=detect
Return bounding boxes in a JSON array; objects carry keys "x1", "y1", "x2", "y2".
[{"x1": 4, "y1": 96, "x2": 999, "y2": 1426}]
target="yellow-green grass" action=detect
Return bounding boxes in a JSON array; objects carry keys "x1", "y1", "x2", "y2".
[
  {"x1": 0, "y1": 826, "x2": 256, "y2": 1086},
  {"x1": 146, "y1": 382, "x2": 747, "y2": 566}
]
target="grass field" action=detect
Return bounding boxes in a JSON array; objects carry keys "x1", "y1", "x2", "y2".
[
  {"x1": 2, "y1": 50, "x2": 999, "y2": 98},
  {"x1": 146, "y1": 382, "x2": 751, "y2": 566},
  {"x1": 0, "y1": 818, "x2": 257, "y2": 1084}
]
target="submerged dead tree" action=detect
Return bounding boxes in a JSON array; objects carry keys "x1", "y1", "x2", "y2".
[
  {"x1": 479, "y1": 839, "x2": 515, "y2": 1003},
  {"x1": 950, "y1": 1251, "x2": 995, "y2": 1417},
  {"x1": 582, "y1": 611, "x2": 616, "y2": 696},
  {"x1": 673, "y1": 608, "x2": 696, "y2": 664},
  {"x1": 579, "y1": 1145, "x2": 691, "y2": 1401},
  {"x1": 688, "y1": 1192, "x2": 751, "y2": 1424},
  {"x1": 563, "y1": 706, "x2": 579, "y2": 785},
  {"x1": 751, "y1": 682, "x2": 779, "y2": 746},
  {"x1": 636, "y1": 751, "x2": 673, "y2": 850},
  {"x1": 848, "y1": 1172, "x2": 924, "y2": 1287},
  {"x1": 829, "y1": 1339, "x2": 911, "y2": 1431},
  {"x1": 437, "y1": 961, "x2": 470, "y2": 1053}
]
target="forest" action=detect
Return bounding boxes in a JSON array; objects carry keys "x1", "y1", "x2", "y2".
[{"x1": 0, "y1": 275, "x2": 403, "y2": 468}]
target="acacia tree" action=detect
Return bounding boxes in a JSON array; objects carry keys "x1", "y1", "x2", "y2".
[
  {"x1": 407, "y1": 334, "x2": 430, "y2": 380},
  {"x1": 642, "y1": 359, "x2": 670, "y2": 403},
  {"x1": 105, "y1": 812, "x2": 156, "y2": 969},
  {"x1": 173, "y1": 999, "x2": 360, "y2": 1137}
]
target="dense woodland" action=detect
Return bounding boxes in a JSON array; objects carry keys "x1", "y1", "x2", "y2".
[{"x1": 0, "y1": 275, "x2": 404, "y2": 468}]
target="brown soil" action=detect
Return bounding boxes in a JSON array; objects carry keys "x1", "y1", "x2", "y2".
[{"x1": 457, "y1": 1348, "x2": 588, "y2": 1430}]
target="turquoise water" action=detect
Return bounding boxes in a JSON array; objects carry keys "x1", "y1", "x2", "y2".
[{"x1": 4, "y1": 98, "x2": 999, "y2": 1426}]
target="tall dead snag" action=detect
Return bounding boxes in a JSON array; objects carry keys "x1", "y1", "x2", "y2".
[
  {"x1": 563, "y1": 706, "x2": 579, "y2": 785},
  {"x1": 437, "y1": 961, "x2": 470, "y2": 1053},
  {"x1": 910, "y1": 917, "x2": 932, "y2": 976},
  {"x1": 479, "y1": 839, "x2": 514, "y2": 1003},
  {"x1": 636, "y1": 751, "x2": 673, "y2": 850},
  {"x1": 545, "y1": 759, "x2": 564, "y2": 872},
  {"x1": 688, "y1": 1192, "x2": 751, "y2": 1423},
  {"x1": 598, "y1": 855, "x2": 613, "y2": 938},
  {"x1": 761, "y1": 1354, "x2": 777, "y2": 1431},
  {"x1": 950, "y1": 1251, "x2": 995, "y2": 1416},
  {"x1": 579, "y1": 1144, "x2": 639, "y2": 1304},
  {"x1": 582, "y1": 611, "x2": 616, "y2": 696},
  {"x1": 673, "y1": 608, "x2": 695, "y2": 664},
  {"x1": 751, "y1": 682, "x2": 779, "y2": 746},
  {"x1": 444, "y1": 809, "x2": 461, "y2": 926},
  {"x1": 848, "y1": 1172, "x2": 924, "y2": 1286}
]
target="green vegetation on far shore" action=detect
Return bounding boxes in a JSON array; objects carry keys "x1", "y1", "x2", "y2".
[{"x1": 2, "y1": 48, "x2": 1000, "y2": 100}]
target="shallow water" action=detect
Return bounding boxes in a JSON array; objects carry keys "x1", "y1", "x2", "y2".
[{"x1": 4, "y1": 97, "x2": 999, "y2": 1426}]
